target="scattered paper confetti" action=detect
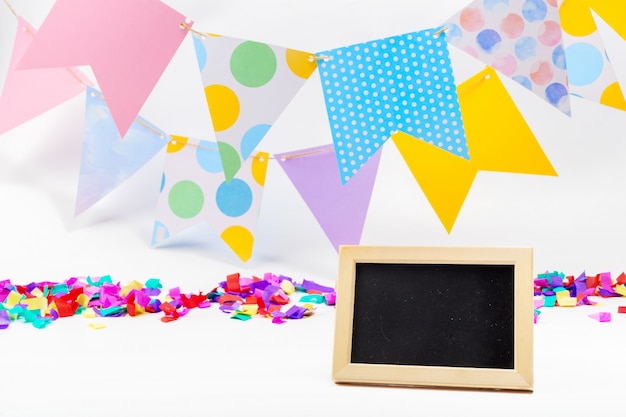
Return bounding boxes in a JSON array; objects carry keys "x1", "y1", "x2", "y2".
[
  {"x1": 534, "y1": 270, "x2": 626, "y2": 323},
  {"x1": 0, "y1": 272, "x2": 335, "y2": 329},
  {"x1": 212, "y1": 272, "x2": 335, "y2": 324}
]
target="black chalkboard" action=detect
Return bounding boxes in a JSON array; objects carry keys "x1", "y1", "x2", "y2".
[{"x1": 350, "y1": 263, "x2": 515, "y2": 369}]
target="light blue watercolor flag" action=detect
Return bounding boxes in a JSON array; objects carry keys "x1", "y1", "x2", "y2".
[{"x1": 75, "y1": 86, "x2": 170, "y2": 215}]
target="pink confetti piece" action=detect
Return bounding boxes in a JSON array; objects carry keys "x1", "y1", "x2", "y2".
[{"x1": 588, "y1": 312, "x2": 611, "y2": 322}]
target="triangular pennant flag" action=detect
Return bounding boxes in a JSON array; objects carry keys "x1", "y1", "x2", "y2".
[
  {"x1": 0, "y1": 17, "x2": 91, "y2": 134},
  {"x1": 443, "y1": 0, "x2": 572, "y2": 115},
  {"x1": 275, "y1": 144, "x2": 381, "y2": 251},
  {"x1": 316, "y1": 27, "x2": 468, "y2": 185},
  {"x1": 75, "y1": 86, "x2": 170, "y2": 215},
  {"x1": 393, "y1": 132, "x2": 477, "y2": 233},
  {"x1": 152, "y1": 136, "x2": 268, "y2": 262},
  {"x1": 193, "y1": 33, "x2": 317, "y2": 182},
  {"x1": 17, "y1": 0, "x2": 191, "y2": 137},
  {"x1": 457, "y1": 67, "x2": 557, "y2": 177},
  {"x1": 558, "y1": 0, "x2": 626, "y2": 111},
  {"x1": 581, "y1": 0, "x2": 626, "y2": 41},
  {"x1": 393, "y1": 67, "x2": 556, "y2": 233}
]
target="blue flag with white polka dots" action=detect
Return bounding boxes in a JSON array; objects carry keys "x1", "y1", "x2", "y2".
[{"x1": 317, "y1": 27, "x2": 469, "y2": 185}]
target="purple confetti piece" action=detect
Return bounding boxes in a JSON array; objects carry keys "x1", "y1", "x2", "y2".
[
  {"x1": 0, "y1": 310, "x2": 10, "y2": 329},
  {"x1": 300, "y1": 279, "x2": 334, "y2": 293},
  {"x1": 550, "y1": 275, "x2": 564, "y2": 287},
  {"x1": 285, "y1": 305, "x2": 307, "y2": 319}
]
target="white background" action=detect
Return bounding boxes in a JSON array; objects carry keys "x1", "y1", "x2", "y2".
[{"x1": 1, "y1": 1, "x2": 625, "y2": 416}]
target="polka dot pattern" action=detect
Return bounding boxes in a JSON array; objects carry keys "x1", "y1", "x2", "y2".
[
  {"x1": 444, "y1": 0, "x2": 570, "y2": 115},
  {"x1": 558, "y1": 0, "x2": 626, "y2": 110},
  {"x1": 317, "y1": 28, "x2": 468, "y2": 184},
  {"x1": 192, "y1": 34, "x2": 316, "y2": 182},
  {"x1": 152, "y1": 135, "x2": 269, "y2": 262}
]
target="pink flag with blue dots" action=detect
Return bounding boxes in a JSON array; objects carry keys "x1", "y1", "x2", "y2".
[
  {"x1": 443, "y1": 0, "x2": 571, "y2": 116},
  {"x1": 316, "y1": 27, "x2": 469, "y2": 185}
]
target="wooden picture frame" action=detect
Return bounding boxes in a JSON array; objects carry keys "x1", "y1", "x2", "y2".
[{"x1": 332, "y1": 245, "x2": 534, "y2": 391}]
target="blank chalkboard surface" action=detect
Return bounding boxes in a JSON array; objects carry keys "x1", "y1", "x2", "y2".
[
  {"x1": 351, "y1": 263, "x2": 514, "y2": 369},
  {"x1": 332, "y1": 246, "x2": 533, "y2": 391}
]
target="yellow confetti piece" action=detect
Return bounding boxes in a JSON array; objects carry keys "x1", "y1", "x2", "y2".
[
  {"x1": 555, "y1": 290, "x2": 571, "y2": 299},
  {"x1": 21, "y1": 297, "x2": 47, "y2": 311},
  {"x1": 82, "y1": 308, "x2": 96, "y2": 318},
  {"x1": 558, "y1": 297, "x2": 577, "y2": 307},
  {"x1": 30, "y1": 288, "x2": 44, "y2": 298},
  {"x1": 120, "y1": 280, "x2": 144, "y2": 298},
  {"x1": 88, "y1": 323, "x2": 106, "y2": 330},
  {"x1": 615, "y1": 285, "x2": 626, "y2": 296},
  {"x1": 280, "y1": 279, "x2": 295, "y2": 295},
  {"x1": 239, "y1": 304, "x2": 259, "y2": 316},
  {"x1": 76, "y1": 293, "x2": 90, "y2": 308},
  {"x1": 6, "y1": 291, "x2": 23, "y2": 308}
]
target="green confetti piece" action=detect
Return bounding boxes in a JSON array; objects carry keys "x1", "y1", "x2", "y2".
[
  {"x1": 87, "y1": 275, "x2": 113, "y2": 287},
  {"x1": 33, "y1": 318, "x2": 53, "y2": 329},
  {"x1": 299, "y1": 294, "x2": 325, "y2": 304},
  {"x1": 231, "y1": 313, "x2": 252, "y2": 321},
  {"x1": 23, "y1": 310, "x2": 38, "y2": 323},
  {"x1": 145, "y1": 278, "x2": 162, "y2": 289},
  {"x1": 98, "y1": 306, "x2": 125, "y2": 317},
  {"x1": 51, "y1": 283, "x2": 69, "y2": 295}
]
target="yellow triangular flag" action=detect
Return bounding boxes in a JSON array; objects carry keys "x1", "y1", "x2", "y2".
[
  {"x1": 392, "y1": 132, "x2": 477, "y2": 233},
  {"x1": 582, "y1": 0, "x2": 626, "y2": 41},
  {"x1": 393, "y1": 66, "x2": 557, "y2": 233},
  {"x1": 459, "y1": 67, "x2": 557, "y2": 176}
]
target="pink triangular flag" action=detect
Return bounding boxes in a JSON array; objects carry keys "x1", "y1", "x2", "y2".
[
  {"x1": 275, "y1": 145, "x2": 381, "y2": 251},
  {"x1": 0, "y1": 17, "x2": 91, "y2": 134},
  {"x1": 17, "y1": 0, "x2": 191, "y2": 137}
]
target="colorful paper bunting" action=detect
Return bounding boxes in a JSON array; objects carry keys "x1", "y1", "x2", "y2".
[
  {"x1": 75, "y1": 87, "x2": 170, "y2": 215},
  {"x1": 392, "y1": 67, "x2": 557, "y2": 232},
  {"x1": 444, "y1": 0, "x2": 572, "y2": 115},
  {"x1": 152, "y1": 136, "x2": 269, "y2": 262},
  {"x1": 275, "y1": 144, "x2": 381, "y2": 251},
  {"x1": 0, "y1": 17, "x2": 91, "y2": 134},
  {"x1": 317, "y1": 27, "x2": 468, "y2": 185},
  {"x1": 16, "y1": 0, "x2": 191, "y2": 137},
  {"x1": 558, "y1": 0, "x2": 626, "y2": 111},
  {"x1": 193, "y1": 33, "x2": 317, "y2": 182}
]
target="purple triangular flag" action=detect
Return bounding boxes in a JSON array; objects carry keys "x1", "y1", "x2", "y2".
[{"x1": 275, "y1": 144, "x2": 381, "y2": 251}]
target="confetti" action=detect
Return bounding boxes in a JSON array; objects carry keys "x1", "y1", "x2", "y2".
[
  {"x1": 534, "y1": 270, "x2": 626, "y2": 323},
  {"x1": 0, "y1": 272, "x2": 336, "y2": 329},
  {"x1": 214, "y1": 272, "x2": 336, "y2": 324}
]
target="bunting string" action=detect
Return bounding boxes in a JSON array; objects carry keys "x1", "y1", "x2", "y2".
[
  {"x1": 2, "y1": 0, "x2": 17, "y2": 18},
  {"x1": 3, "y1": 0, "x2": 624, "y2": 262}
]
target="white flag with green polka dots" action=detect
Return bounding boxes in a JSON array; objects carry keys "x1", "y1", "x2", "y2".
[
  {"x1": 316, "y1": 27, "x2": 469, "y2": 185},
  {"x1": 152, "y1": 135, "x2": 269, "y2": 262},
  {"x1": 192, "y1": 33, "x2": 318, "y2": 183}
]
